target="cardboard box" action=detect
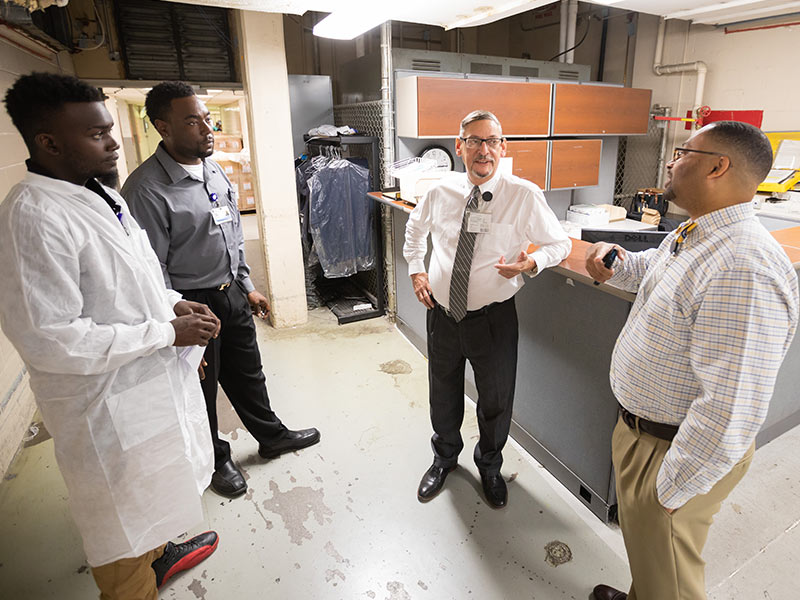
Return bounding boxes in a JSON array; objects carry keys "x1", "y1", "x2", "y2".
[
  {"x1": 215, "y1": 134, "x2": 243, "y2": 153},
  {"x1": 217, "y1": 160, "x2": 240, "y2": 179},
  {"x1": 239, "y1": 175, "x2": 254, "y2": 193}
]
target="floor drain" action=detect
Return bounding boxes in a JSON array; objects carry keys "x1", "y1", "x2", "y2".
[{"x1": 544, "y1": 540, "x2": 573, "y2": 567}]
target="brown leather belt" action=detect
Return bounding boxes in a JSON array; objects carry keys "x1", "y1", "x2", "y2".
[{"x1": 619, "y1": 404, "x2": 679, "y2": 442}]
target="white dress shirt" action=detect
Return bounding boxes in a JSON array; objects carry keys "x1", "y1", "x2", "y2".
[
  {"x1": 404, "y1": 170, "x2": 571, "y2": 311},
  {"x1": 608, "y1": 203, "x2": 798, "y2": 508},
  {"x1": 0, "y1": 173, "x2": 213, "y2": 566}
]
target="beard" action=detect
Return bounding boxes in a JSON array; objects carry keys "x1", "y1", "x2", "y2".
[
  {"x1": 96, "y1": 167, "x2": 120, "y2": 190},
  {"x1": 198, "y1": 143, "x2": 214, "y2": 158},
  {"x1": 663, "y1": 182, "x2": 675, "y2": 204}
]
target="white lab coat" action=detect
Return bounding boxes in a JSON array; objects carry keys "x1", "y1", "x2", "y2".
[{"x1": 0, "y1": 173, "x2": 213, "y2": 567}]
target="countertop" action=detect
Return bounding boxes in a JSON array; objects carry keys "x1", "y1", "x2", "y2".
[{"x1": 370, "y1": 192, "x2": 800, "y2": 300}]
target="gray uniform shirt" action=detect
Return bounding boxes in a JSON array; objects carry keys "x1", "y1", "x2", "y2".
[{"x1": 122, "y1": 144, "x2": 254, "y2": 293}]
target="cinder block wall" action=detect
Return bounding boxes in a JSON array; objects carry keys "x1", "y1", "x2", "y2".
[{"x1": 0, "y1": 35, "x2": 74, "y2": 475}]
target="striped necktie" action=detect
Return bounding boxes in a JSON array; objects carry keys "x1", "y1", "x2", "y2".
[
  {"x1": 448, "y1": 185, "x2": 481, "y2": 322},
  {"x1": 671, "y1": 221, "x2": 697, "y2": 254}
]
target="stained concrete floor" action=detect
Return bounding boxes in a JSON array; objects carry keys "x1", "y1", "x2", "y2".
[{"x1": 0, "y1": 215, "x2": 798, "y2": 599}]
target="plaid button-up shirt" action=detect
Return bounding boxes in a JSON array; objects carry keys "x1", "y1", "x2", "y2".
[{"x1": 609, "y1": 202, "x2": 798, "y2": 508}]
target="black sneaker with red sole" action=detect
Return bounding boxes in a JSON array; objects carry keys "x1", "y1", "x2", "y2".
[{"x1": 151, "y1": 531, "x2": 219, "y2": 589}]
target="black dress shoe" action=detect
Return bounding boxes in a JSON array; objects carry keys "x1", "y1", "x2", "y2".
[
  {"x1": 591, "y1": 584, "x2": 628, "y2": 600},
  {"x1": 210, "y1": 459, "x2": 246, "y2": 497},
  {"x1": 151, "y1": 530, "x2": 219, "y2": 588},
  {"x1": 258, "y1": 427, "x2": 321, "y2": 459},
  {"x1": 480, "y1": 472, "x2": 508, "y2": 508},
  {"x1": 417, "y1": 463, "x2": 456, "y2": 502}
]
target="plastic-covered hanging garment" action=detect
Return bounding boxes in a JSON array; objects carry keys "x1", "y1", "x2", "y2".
[{"x1": 308, "y1": 157, "x2": 374, "y2": 278}]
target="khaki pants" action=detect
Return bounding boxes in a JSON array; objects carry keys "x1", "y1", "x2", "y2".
[
  {"x1": 612, "y1": 416, "x2": 754, "y2": 600},
  {"x1": 91, "y1": 544, "x2": 166, "y2": 600}
]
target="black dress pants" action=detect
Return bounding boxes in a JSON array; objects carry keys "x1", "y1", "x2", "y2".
[
  {"x1": 426, "y1": 296, "x2": 518, "y2": 475},
  {"x1": 178, "y1": 283, "x2": 287, "y2": 469}
]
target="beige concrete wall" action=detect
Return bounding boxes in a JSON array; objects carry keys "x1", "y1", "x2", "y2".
[
  {"x1": 238, "y1": 11, "x2": 307, "y2": 328},
  {"x1": 0, "y1": 32, "x2": 75, "y2": 476},
  {"x1": 632, "y1": 15, "x2": 800, "y2": 155}
]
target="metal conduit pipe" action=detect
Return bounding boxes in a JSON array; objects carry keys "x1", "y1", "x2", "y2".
[
  {"x1": 380, "y1": 21, "x2": 397, "y2": 317},
  {"x1": 653, "y1": 17, "x2": 708, "y2": 112},
  {"x1": 566, "y1": 0, "x2": 578, "y2": 64},
  {"x1": 559, "y1": 0, "x2": 568, "y2": 63}
]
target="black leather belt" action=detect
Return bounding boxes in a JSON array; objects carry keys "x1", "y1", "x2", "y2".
[
  {"x1": 619, "y1": 404, "x2": 679, "y2": 442},
  {"x1": 438, "y1": 297, "x2": 511, "y2": 320}
]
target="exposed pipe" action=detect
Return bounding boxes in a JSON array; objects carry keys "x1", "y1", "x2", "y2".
[
  {"x1": 566, "y1": 0, "x2": 578, "y2": 64},
  {"x1": 597, "y1": 7, "x2": 609, "y2": 81},
  {"x1": 559, "y1": 0, "x2": 567, "y2": 63},
  {"x1": 656, "y1": 105, "x2": 672, "y2": 188},
  {"x1": 653, "y1": 17, "x2": 708, "y2": 113},
  {"x1": 380, "y1": 21, "x2": 397, "y2": 317}
]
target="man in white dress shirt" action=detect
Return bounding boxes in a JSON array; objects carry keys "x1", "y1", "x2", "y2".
[
  {"x1": 0, "y1": 72, "x2": 221, "y2": 599},
  {"x1": 404, "y1": 110, "x2": 571, "y2": 507}
]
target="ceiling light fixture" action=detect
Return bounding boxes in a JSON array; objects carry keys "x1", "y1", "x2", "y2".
[
  {"x1": 666, "y1": 0, "x2": 781, "y2": 20},
  {"x1": 312, "y1": 7, "x2": 389, "y2": 40},
  {"x1": 690, "y1": 1, "x2": 800, "y2": 24}
]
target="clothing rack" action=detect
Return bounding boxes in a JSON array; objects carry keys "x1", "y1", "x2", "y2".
[{"x1": 302, "y1": 135, "x2": 385, "y2": 324}]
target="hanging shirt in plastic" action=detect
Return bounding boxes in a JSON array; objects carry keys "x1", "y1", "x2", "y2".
[
  {"x1": 0, "y1": 173, "x2": 213, "y2": 567},
  {"x1": 308, "y1": 156, "x2": 375, "y2": 278}
]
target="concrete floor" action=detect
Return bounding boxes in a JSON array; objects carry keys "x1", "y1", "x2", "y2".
[{"x1": 0, "y1": 215, "x2": 798, "y2": 599}]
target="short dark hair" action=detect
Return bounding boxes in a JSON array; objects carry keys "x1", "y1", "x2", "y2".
[
  {"x1": 704, "y1": 121, "x2": 774, "y2": 183},
  {"x1": 4, "y1": 72, "x2": 105, "y2": 150},
  {"x1": 145, "y1": 81, "x2": 196, "y2": 125}
]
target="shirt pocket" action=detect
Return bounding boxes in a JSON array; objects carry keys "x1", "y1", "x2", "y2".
[
  {"x1": 478, "y1": 222, "x2": 516, "y2": 258},
  {"x1": 104, "y1": 371, "x2": 179, "y2": 451}
]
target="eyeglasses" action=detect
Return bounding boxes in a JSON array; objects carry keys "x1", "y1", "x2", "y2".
[
  {"x1": 672, "y1": 147, "x2": 730, "y2": 162},
  {"x1": 460, "y1": 137, "x2": 504, "y2": 149}
]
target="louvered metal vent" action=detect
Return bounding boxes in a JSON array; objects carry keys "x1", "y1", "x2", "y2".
[
  {"x1": 557, "y1": 70, "x2": 581, "y2": 80},
  {"x1": 114, "y1": 0, "x2": 236, "y2": 82},
  {"x1": 470, "y1": 62, "x2": 503, "y2": 75},
  {"x1": 410, "y1": 59, "x2": 441, "y2": 72}
]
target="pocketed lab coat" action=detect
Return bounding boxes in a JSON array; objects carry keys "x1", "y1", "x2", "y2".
[{"x1": 0, "y1": 173, "x2": 213, "y2": 567}]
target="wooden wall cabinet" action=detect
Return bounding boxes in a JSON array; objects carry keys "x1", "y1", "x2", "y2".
[
  {"x1": 552, "y1": 84, "x2": 651, "y2": 136},
  {"x1": 549, "y1": 139, "x2": 602, "y2": 189},
  {"x1": 397, "y1": 76, "x2": 552, "y2": 138},
  {"x1": 505, "y1": 140, "x2": 548, "y2": 189}
]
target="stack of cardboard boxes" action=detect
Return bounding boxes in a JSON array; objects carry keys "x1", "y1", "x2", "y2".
[{"x1": 214, "y1": 133, "x2": 257, "y2": 213}]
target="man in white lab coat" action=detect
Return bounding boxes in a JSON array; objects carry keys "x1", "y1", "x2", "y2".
[{"x1": 0, "y1": 73, "x2": 221, "y2": 599}]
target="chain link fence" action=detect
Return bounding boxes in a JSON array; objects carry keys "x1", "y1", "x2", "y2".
[
  {"x1": 333, "y1": 100, "x2": 391, "y2": 316},
  {"x1": 334, "y1": 100, "x2": 386, "y2": 184},
  {"x1": 613, "y1": 106, "x2": 669, "y2": 212}
]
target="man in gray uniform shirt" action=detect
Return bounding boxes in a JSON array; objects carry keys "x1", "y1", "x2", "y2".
[{"x1": 122, "y1": 81, "x2": 319, "y2": 498}]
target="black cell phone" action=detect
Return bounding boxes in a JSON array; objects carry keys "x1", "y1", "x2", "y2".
[
  {"x1": 602, "y1": 248, "x2": 618, "y2": 269},
  {"x1": 594, "y1": 248, "x2": 618, "y2": 285}
]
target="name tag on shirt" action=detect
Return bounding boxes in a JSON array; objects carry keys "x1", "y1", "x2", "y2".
[
  {"x1": 211, "y1": 205, "x2": 233, "y2": 225},
  {"x1": 466, "y1": 211, "x2": 492, "y2": 234}
]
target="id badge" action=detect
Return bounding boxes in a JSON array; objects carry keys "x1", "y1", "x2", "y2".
[
  {"x1": 466, "y1": 211, "x2": 492, "y2": 234},
  {"x1": 211, "y1": 205, "x2": 233, "y2": 225}
]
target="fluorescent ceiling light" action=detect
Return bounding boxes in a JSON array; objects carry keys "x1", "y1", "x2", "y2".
[
  {"x1": 313, "y1": 8, "x2": 388, "y2": 40},
  {"x1": 666, "y1": 0, "x2": 755, "y2": 19},
  {"x1": 691, "y1": 1, "x2": 800, "y2": 24},
  {"x1": 206, "y1": 89, "x2": 224, "y2": 94}
]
